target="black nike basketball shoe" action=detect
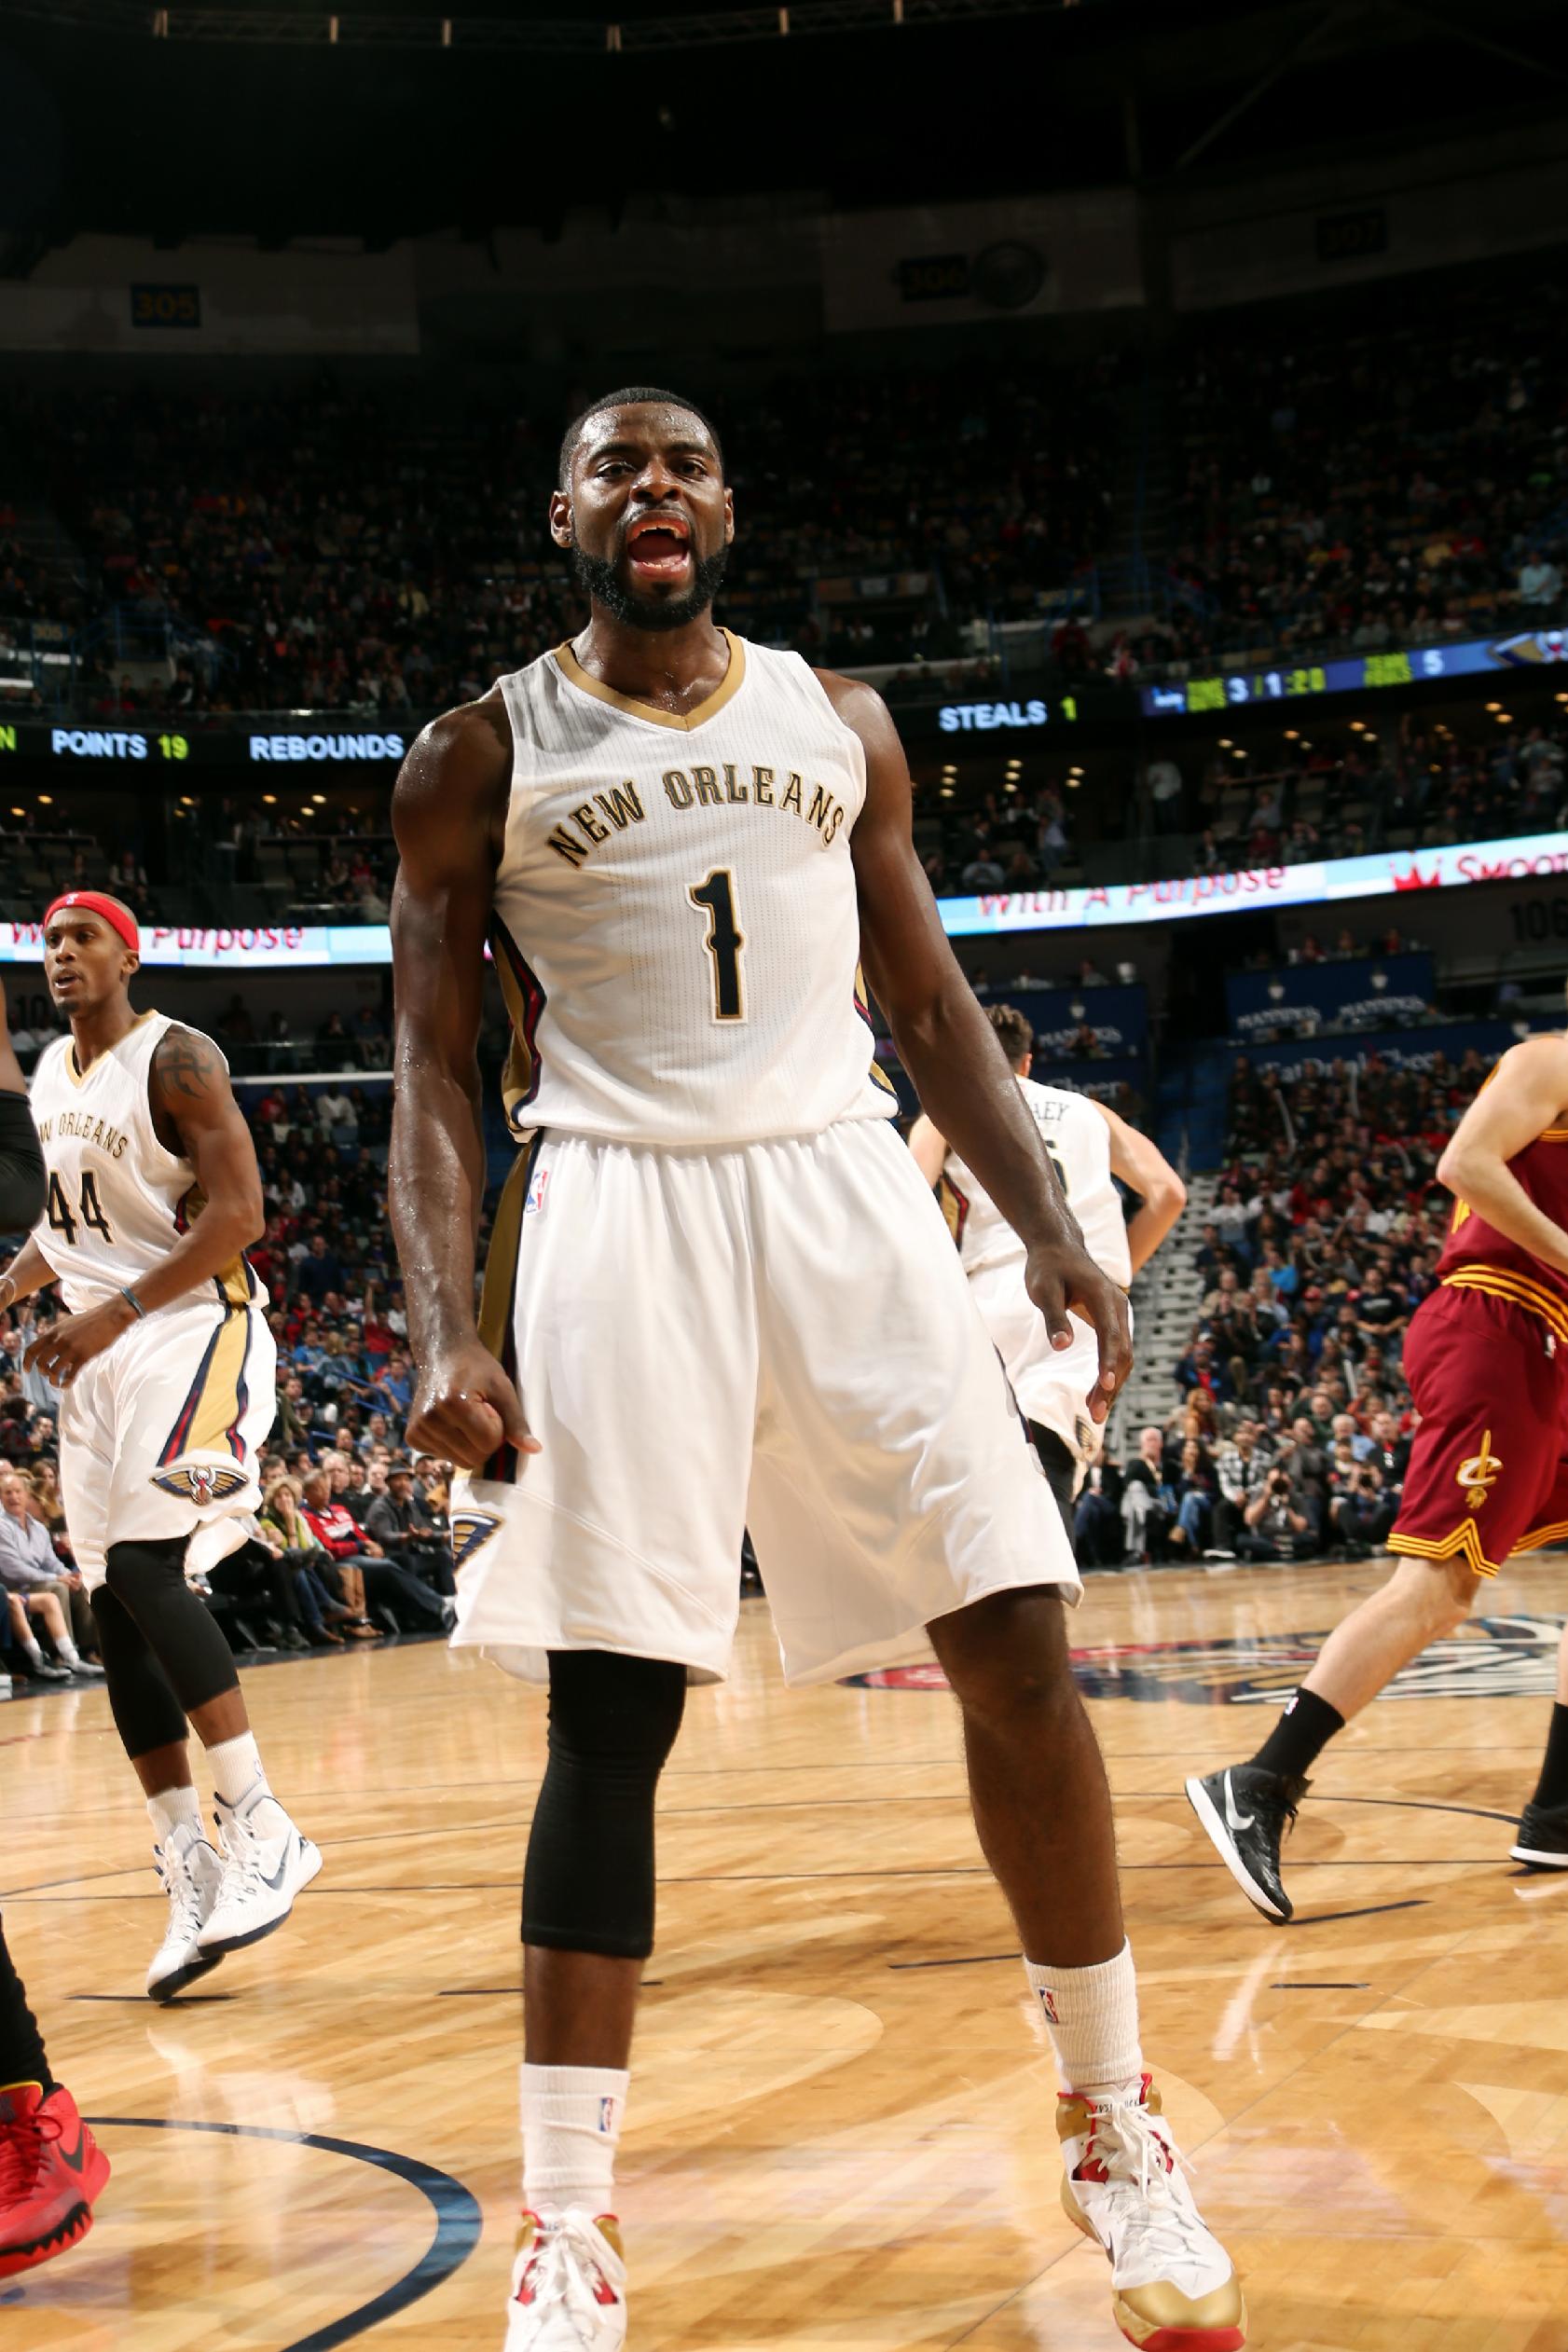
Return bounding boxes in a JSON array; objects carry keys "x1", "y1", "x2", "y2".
[
  {"x1": 1185, "y1": 1764, "x2": 1310, "y2": 1921},
  {"x1": 1511, "y1": 1799, "x2": 1568, "y2": 1870}
]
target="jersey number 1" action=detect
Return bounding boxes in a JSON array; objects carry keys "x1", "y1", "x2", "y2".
[
  {"x1": 688, "y1": 869, "x2": 746, "y2": 1021},
  {"x1": 47, "y1": 1169, "x2": 115, "y2": 1247}
]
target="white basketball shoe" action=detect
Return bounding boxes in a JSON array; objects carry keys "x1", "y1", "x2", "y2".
[
  {"x1": 147, "y1": 1820, "x2": 226, "y2": 2001},
  {"x1": 505, "y1": 2209, "x2": 626, "y2": 2349},
  {"x1": 1058, "y1": 2074, "x2": 1246, "y2": 2349},
  {"x1": 197, "y1": 1781, "x2": 322, "y2": 1960}
]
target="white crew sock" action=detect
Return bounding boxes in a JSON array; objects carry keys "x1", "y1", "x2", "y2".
[
  {"x1": 206, "y1": 1731, "x2": 269, "y2": 1809},
  {"x1": 21, "y1": 1639, "x2": 45, "y2": 1666},
  {"x1": 56, "y1": 1633, "x2": 83, "y2": 1667},
  {"x1": 148, "y1": 1784, "x2": 204, "y2": 1846},
  {"x1": 520, "y1": 2064, "x2": 628, "y2": 2218},
  {"x1": 1025, "y1": 1939, "x2": 1144, "y2": 2096}
]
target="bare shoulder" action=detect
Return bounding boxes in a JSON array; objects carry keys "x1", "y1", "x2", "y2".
[
  {"x1": 810, "y1": 667, "x2": 901, "y2": 748},
  {"x1": 151, "y1": 1025, "x2": 228, "y2": 1102},
  {"x1": 392, "y1": 689, "x2": 512, "y2": 834}
]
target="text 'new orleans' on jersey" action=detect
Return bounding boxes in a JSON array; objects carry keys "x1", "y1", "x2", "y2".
[
  {"x1": 29, "y1": 1011, "x2": 260, "y2": 1315},
  {"x1": 939, "y1": 1077, "x2": 1132, "y2": 1287},
  {"x1": 489, "y1": 631, "x2": 897, "y2": 1146}
]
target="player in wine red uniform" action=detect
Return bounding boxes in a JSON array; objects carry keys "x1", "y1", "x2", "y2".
[
  {"x1": 0, "y1": 892, "x2": 319, "y2": 2001},
  {"x1": 1188, "y1": 1031, "x2": 1568, "y2": 1919}
]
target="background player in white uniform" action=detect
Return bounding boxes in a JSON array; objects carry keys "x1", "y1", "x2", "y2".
[
  {"x1": 909, "y1": 1001, "x2": 1187, "y2": 1526},
  {"x1": 0, "y1": 892, "x2": 319, "y2": 2000},
  {"x1": 389, "y1": 391, "x2": 1244, "y2": 2352}
]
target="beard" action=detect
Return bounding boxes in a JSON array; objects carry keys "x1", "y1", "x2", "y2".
[{"x1": 571, "y1": 541, "x2": 730, "y2": 632}]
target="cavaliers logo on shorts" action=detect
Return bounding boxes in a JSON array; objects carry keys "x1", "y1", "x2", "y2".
[
  {"x1": 1456, "y1": 1432, "x2": 1503, "y2": 1514},
  {"x1": 150, "y1": 1462, "x2": 252, "y2": 1505}
]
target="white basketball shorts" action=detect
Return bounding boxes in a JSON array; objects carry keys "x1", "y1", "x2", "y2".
[
  {"x1": 449, "y1": 1118, "x2": 1080, "y2": 1687},
  {"x1": 57, "y1": 1298, "x2": 276, "y2": 1589},
  {"x1": 966, "y1": 1258, "x2": 1130, "y2": 1477}
]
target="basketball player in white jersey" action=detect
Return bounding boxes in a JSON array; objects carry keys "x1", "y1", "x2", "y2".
[
  {"x1": 389, "y1": 391, "x2": 1245, "y2": 2351},
  {"x1": 909, "y1": 1002, "x2": 1187, "y2": 1526},
  {"x1": 0, "y1": 892, "x2": 319, "y2": 1999}
]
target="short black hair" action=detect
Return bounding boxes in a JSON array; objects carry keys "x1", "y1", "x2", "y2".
[{"x1": 557, "y1": 385, "x2": 723, "y2": 489}]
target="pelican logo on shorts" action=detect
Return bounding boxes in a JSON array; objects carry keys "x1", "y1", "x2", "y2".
[
  {"x1": 151, "y1": 1462, "x2": 250, "y2": 1504},
  {"x1": 450, "y1": 1510, "x2": 502, "y2": 1570},
  {"x1": 1457, "y1": 1430, "x2": 1504, "y2": 1513}
]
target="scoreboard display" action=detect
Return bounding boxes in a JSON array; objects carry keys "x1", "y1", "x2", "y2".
[
  {"x1": 1141, "y1": 624, "x2": 1568, "y2": 717},
  {"x1": 0, "y1": 723, "x2": 409, "y2": 767}
]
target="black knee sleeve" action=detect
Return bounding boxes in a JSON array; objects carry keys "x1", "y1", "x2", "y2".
[
  {"x1": 89, "y1": 1585, "x2": 190, "y2": 1759},
  {"x1": 522, "y1": 1649, "x2": 687, "y2": 1961},
  {"x1": 1028, "y1": 1422, "x2": 1079, "y2": 1547},
  {"x1": 102, "y1": 1537, "x2": 241, "y2": 1722}
]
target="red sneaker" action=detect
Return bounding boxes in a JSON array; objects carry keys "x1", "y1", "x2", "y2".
[{"x1": 0, "y1": 2082, "x2": 111, "y2": 2278}]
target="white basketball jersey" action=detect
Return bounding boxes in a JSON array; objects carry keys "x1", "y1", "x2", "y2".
[
  {"x1": 939, "y1": 1078, "x2": 1132, "y2": 1286},
  {"x1": 30, "y1": 1011, "x2": 259, "y2": 1315},
  {"x1": 488, "y1": 631, "x2": 897, "y2": 1145}
]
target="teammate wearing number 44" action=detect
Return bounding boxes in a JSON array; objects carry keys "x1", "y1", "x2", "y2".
[
  {"x1": 910, "y1": 1004, "x2": 1187, "y2": 1524},
  {"x1": 0, "y1": 893, "x2": 318, "y2": 2000},
  {"x1": 389, "y1": 388, "x2": 1245, "y2": 2351},
  {"x1": 1189, "y1": 1027, "x2": 1568, "y2": 1920}
]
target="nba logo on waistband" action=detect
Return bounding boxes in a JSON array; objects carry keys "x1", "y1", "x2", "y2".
[
  {"x1": 598, "y1": 2097, "x2": 618, "y2": 2135},
  {"x1": 525, "y1": 1165, "x2": 551, "y2": 1217}
]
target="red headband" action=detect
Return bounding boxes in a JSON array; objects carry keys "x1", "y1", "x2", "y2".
[{"x1": 44, "y1": 891, "x2": 141, "y2": 956}]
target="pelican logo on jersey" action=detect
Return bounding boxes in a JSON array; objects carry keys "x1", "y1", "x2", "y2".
[
  {"x1": 1458, "y1": 1431, "x2": 1504, "y2": 1511},
  {"x1": 545, "y1": 763, "x2": 846, "y2": 869},
  {"x1": 151, "y1": 1461, "x2": 251, "y2": 1505},
  {"x1": 451, "y1": 1511, "x2": 502, "y2": 1570}
]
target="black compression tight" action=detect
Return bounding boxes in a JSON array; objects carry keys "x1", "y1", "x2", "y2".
[
  {"x1": 522, "y1": 1649, "x2": 688, "y2": 1961},
  {"x1": 0, "y1": 1915, "x2": 51, "y2": 2094},
  {"x1": 92, "y1": 1536, "x2": 240, "y2": 1759}
]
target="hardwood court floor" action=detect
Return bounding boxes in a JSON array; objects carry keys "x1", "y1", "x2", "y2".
[{"x1": 6, "y1": 1555, "x2": 1568, "y2": 2352}]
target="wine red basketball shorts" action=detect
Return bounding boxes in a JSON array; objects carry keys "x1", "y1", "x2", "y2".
[{"x1": 1388, "y1": 1280, "x2": 1568, "y2": 1578}]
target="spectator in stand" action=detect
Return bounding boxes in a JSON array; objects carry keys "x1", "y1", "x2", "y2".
[
  {"x1": 0, "y1": 1464, "x2": 100, "y2": 1673},
  {"x1": 363, "y1": 1465, "x2": 453, "y2": 1598},
  {"x1": 1121, "y1": 1425, "x2": 1176, "y2": 1563},
  {"x1": 1237, "y1": 1465, "x2": 1314, "y2": 1564},
  {"x1": 298, "y1": 1465, "x2": 451, "y2": 1634}
]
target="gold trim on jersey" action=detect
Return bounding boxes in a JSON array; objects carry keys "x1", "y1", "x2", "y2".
[
  {"x1": 552, "y1": 630, "x2": 747, "y2": 734},
  {"x1": 1440, "y1": 1265, "x2": 1568, "y2": 1347},
  {"x1": 1387, "y1": 1521, "x2": 1502, "y2": 1578},
  {"x1": 62, "y1": 1008, "x2": 157, "y2": 1090},
  {"x1": 477, "y1": 1148, "x2": 532, "y2": 1361}
]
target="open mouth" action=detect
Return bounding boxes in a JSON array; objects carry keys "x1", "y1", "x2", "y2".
[{"x1": 625, "y1": 516, "x2": 693, "y2": 582}]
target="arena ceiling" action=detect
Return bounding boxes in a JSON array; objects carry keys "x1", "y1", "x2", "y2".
[{"x1": 0, "y1": 0, "x2": 1563, "y2": 248}]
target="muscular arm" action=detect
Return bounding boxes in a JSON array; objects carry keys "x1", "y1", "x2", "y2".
[
  {"x1": 826, "y1": 671, "x2": 1130, "y2": 1414},
  {"x1": 1436, "y1": 1037, "x2": 1568, "y2": 1276},
  {"x1": 388, "y1": 697, "x2": 533, "y2": 1470},
  {"x1": 1095, "y1": 1101, "x2": 1187, "y2": 1276},
  {"x1": 137, "y1": 1027, "x2": 265, "y2": 1314}
]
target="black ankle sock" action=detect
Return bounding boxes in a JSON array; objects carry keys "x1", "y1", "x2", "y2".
[
  {"x1": 1250, "y1": 1687, "x2": 1344, "y2": 1782},
  {"x1": 1530, "y1": 1702, "x2": 1568, "y2": 1810}
]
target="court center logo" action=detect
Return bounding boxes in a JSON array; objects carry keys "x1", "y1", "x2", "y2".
[
  {"x1": 846, "y1": 1616, "x2": 1568, "y2": 1705},
  {"x1": 151, "y1": 1461, "x2": 251, "y2": 1504},
  {"x1": 1457, "y1": 1430, "x2": 1504, "y2": 1512}
]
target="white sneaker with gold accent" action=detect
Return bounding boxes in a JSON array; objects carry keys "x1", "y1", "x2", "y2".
[
  {"x1": 1058, "y1": 2075, "x2": 1245, "y2": 2350},
  {"x1": 504, "y1": 2209, "x2": 626, "y2": 2349}
]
